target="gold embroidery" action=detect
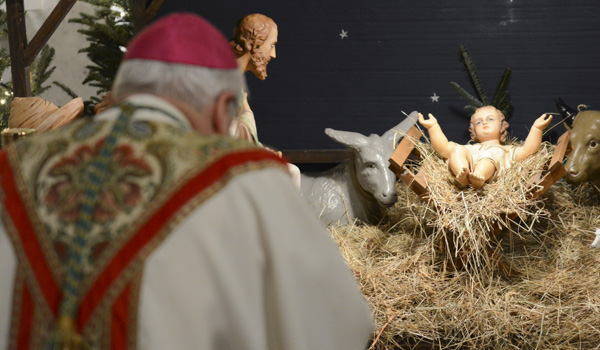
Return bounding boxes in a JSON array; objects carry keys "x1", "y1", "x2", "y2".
[{"x1": 4, "y1": 118, "x2": 285, "y2": 348}]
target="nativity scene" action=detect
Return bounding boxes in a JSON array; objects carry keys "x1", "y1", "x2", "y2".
[{"x1": 0, "y1": 1, "x2": 598, "y2": 349}]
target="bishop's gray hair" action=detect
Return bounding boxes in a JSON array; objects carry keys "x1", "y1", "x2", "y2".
[{"x1": 112, "y1": 59, "x2": 245, "y2": 118}]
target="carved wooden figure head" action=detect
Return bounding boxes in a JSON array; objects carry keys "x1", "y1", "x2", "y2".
[
  {"x1": 556, "y1": 98, "x2": 600, "y2": 188},
  {"x1": 230, "y1": 14, "x2": 278, "y2": 80}
]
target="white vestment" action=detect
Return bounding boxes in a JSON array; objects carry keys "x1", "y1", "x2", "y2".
[{"x1": 0, "y1": 95, "x2": 373, "y2": 349}]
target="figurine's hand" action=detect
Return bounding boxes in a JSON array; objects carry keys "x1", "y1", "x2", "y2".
[
  {"x1": 533, "y1": 114, "x2": 552, "y2": 131},
  {"x1": 264, "y1": 146, "x2": 283, "y2": 158},
  {"x1": 418, "y1": 113, "x2": 438, "y2": 129}
]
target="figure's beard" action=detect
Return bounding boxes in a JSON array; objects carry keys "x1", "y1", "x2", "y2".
[{"x1": 249, "y1": 51, "x2": 270, "y2": 80}]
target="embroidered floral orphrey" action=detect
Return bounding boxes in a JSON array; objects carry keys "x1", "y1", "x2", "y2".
[{"x1": 0, "y1": 117, "x2": 284, "y2": 349}]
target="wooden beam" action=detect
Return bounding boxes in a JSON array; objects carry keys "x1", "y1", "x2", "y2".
[
  {"x1": 6, "y1": 0, "x2": 30, "y2": 97},
  {"x1": 23, "y1": 0, "x2": 77, "y2": 66},
  {"x1": 529, "y1": 161, "x2": 567, "y2": 199},
  {"x1": 145, "y1": 0, "x2": 165, "y2": 23},
  {"x1": 131, "y1": 0, "x2": 147, "y2": 34},
  {"x1": 549, "y1": 130, "x2": 571, "y2": 168},
  {"x1": 389, "y1": 125, "x2": 422, "y2": 177},
  {"x1": 398, "y1": 166, "x2": 429, "y2": 200},
  {"x1": 525, "y1": 130, "x2": 570, "y2": 199}
]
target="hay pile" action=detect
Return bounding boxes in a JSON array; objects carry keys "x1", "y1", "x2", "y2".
[
  {"x1": 414, "y1": 140, "x2": 554, "y2": 275},
  {"x1": 330, "y1": 141, "x2": 600, "y2": 349}
]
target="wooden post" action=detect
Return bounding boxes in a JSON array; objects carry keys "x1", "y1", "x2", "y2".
[
  {"x1": 145, "y1": 0, "x2": 165, "y2": 23},
  {"x1": 529, "y1": 130, "x2": 571, "y2": 199},
  {"x1": 388, "y1": 125, "x2": 422, "y2": 175},
  {"x1": 6, "y1": 0, "x2": 30, "y2": 97},
  {"x1": 131, "y1": 0, "x2": 147, "y2": 34},
  {"x1": 6, "y1": 0, "x2": 165, "y2": 99},
  {"x1": 24, "y1": 0, "x2": 78, "y2": 66},
  {"x1": 132, "y1": 0, "x2": 166, "y2": 35},
  {"x1": 7, "y1": 0, "x2": 79, "y2": 97}
]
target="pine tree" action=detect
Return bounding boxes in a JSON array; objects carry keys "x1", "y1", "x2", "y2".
[
  {"x1": 450, "y1": 45, "x2": 512, "y2": 119},
  {"x1": 0, "y1": 0, "x2": 13, "y2": 128},
  {"x1": 0, "y1": 50, "x2": 12, "y2": 128},
  {"x1": 67, "y1": 0, "x2": 135, "y2": 115},
  {"x1": 67, "y1": 0, "x2": 163, "y2": 116}
]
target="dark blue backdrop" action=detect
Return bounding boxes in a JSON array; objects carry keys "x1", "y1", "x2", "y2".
[{"x1": 157, "y1": 0, "x2": 600, "y2": 151}]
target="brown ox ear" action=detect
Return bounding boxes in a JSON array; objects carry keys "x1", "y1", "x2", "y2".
[{"x1": 555, "y1": 97, "x2": 577, "y2": 129}]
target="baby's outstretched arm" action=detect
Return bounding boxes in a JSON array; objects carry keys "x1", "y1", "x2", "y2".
[
  {"x1": 418, "y1": 113, "x2": 454, "y2": 159},
  {"x1": 515, "y1": 114, "x2": 552, "y2": 161}
]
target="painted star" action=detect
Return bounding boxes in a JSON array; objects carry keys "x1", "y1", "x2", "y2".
[
  {"x1": 430, "y1": 92, "x2": 440, "y2": 102},
  {"x1": 339, "y1": 29, "x2": 348, "y2": 39}
]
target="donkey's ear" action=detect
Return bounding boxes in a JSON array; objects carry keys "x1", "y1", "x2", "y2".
[
  {"x1": 325, "y1": 128, "x2": 368, "y2": 151},
  {"x1": 383, "y1": 111, "x2": 419, "y2": 147}
]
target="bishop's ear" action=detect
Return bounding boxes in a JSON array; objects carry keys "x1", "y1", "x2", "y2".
[{"x1": 213, "y1": 90, "x2": 236, "y2": 135}]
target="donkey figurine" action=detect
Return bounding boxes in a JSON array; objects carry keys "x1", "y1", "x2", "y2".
[{"x1": 300, "y1": 111, "x2": 418, "y2": 226}]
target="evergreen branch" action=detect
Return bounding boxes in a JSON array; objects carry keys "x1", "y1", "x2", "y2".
[
  {"x1": 491, "y1": 68, "x2": 511, "y2": 108},
  {"x1": 452, "y1": 46, "x2": 513, "y2": 119},
  {"x1": 496, "y1": 93, "x2": 513, "y2": 119},
  {"x1": 450, "y1": 82, "x2": 484, "y2": 108},
  {"x1": 464, "y1": 105, "x2": 477, "y2": 115},
  {"x1": 495, "y1": 92, "x2": 510, "y2": 110},
  {"x1": 0, "y1": 48, "x2": 11, "y2": 75},
  {"x1": 69, "y1": 0, "x2": 136, "y2": 96},
  {"x1": 30, "y1": 46, "x2": 57, "y2": 96},
  {"x1": 77, "y1": 0, "x2": 106, "y2": 6},
  {"x1": 460, "y1": 45, "x2": 487, "y2": 105},
  {"x1": 53, "y1": 81, "x2": 79, "y2": 99},
  {"x1": 0, "y1": 84, "x2": 12, "y2": 127},
  {"x1": 0, "y1": 0, "x2": 7, "y2": 36}
]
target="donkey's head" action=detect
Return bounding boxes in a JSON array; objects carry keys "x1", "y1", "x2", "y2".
[{"x1": 325, "y1": 111, "x2": 418, "y2": 208}]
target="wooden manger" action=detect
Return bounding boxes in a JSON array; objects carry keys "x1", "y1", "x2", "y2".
[{"x1": 388, "y1": 126, "x2": 571, "y2": 278}]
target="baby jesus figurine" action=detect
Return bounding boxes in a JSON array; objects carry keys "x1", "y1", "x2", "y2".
[{"x1": 418, "y1": 106, "x2": 552, "y2": 189}]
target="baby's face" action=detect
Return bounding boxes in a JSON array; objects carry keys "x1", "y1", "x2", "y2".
[{"x1": 471, "y1": 107, "x2": 502, "y2": 142}]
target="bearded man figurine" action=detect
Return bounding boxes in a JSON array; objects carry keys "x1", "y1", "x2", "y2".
[
  {"x1": 229, "y1": 13, "x2": 277, "y2": 144},
  {"x1": 229, "y1": 14, "x2": 301, "y2": 188}
]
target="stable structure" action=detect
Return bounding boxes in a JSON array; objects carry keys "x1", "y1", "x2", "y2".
[{"x1": 5, "y1": 0, "x2": 163, "y2": 97}]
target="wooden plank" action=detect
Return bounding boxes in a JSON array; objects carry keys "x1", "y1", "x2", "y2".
[
  {"x1": 549, "y1": 130, "x2": 571, "y2": 168},
  {"x1": 145, "y1": 0, "x2": 165, "y2": 22},
  {"x1": 525, "y1": 131, "x2": 570, "y2": 199},
  {"x1": 412, "y1": 168, "x2": 429, "y2": 199},
  {"x1": 389, "y1": 125, "x2": 422, "y2": 176},
  {"x1": 23, "y1": 0, "x2": 77, "y2": 66},
  {"x1": 398, "y1": 166, "x2": 429, "y2": 200},
  {"x1": 6, "y1": 0, "x2": 31, "y2": 97},
  {"x1": 281, "y1": 149, "x2": 352, "y2": 164},
  {"x1": 131, "y1": 0, "x2": 147, "y2": 34},
  {"x1": 529, "y1": 161, "x2": 567, "y2": 199}
]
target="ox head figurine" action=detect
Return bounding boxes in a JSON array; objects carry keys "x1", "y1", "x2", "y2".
[{"x1": 556, "y1": 98, "x2": 600, "y2": 190}]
